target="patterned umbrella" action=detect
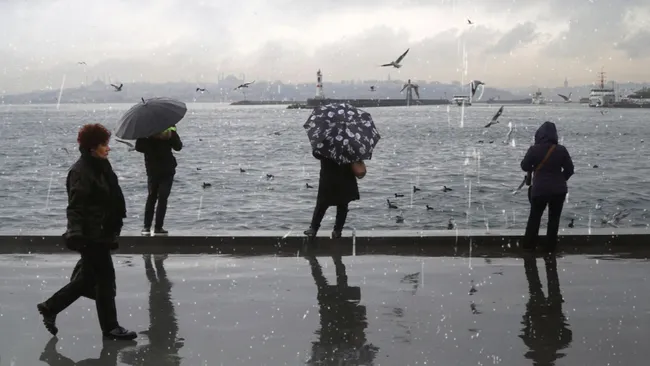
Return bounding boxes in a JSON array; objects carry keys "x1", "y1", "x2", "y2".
[{"x1": 304, "y1": 103, "x2": 381, "y2": 164}]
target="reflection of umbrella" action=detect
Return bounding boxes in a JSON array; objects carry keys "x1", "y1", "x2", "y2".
[
  {"x1": 115, "y1": 97, "x2": 187, "y2": 140},
  {"x1": 304, "y1": 103, "x2": 381, "y2": 164}
]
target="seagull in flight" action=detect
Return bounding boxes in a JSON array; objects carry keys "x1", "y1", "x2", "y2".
[
  {"x1": 381, "y1": 48, "x2": 409, "y2": 68},
  {"x1": 77, "y1": 61, "x2": 87, "y2": 65},
  {"x1": 470, "y1": 80, "x2": 484, "y2": 98},
  {"x1": 234, "y1": 81, "x2": 255, "y2": 90},
  {"x1": 110, "y1": 83, "x2": 123, "y2": 92},
  {"x1": 485, "y1": 105, "x2": 504, "y2": 128},
  {"x1": 196, "y1": 87, "x2": 207, "y2": 92},
  {"x1": 557, "y1": 92, "x2": 572, "y2": 103},
  {"x1": 467, "y1": 19, "x2": 474, "y2": 25}
]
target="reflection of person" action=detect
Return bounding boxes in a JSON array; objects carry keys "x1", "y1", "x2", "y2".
[
  {"x1": 37, "y1": 123, "x2": 136, "y2": 340},
  {"x1": 135, "y1": 126, "x2": 183, "y2": 236},
  {"x1": 304, "y1": 153, "x2": 360, "y2": 239},
  {"x1": 520, "y1": 121, "x2": 574, "y2": 252},
  {"x1": 120, "y1": 255, "x2": 183, "y2": 366},
  {"x1": 520, "y1": 255, "x2": 573, "y2": 365},
  {"x1": 39, "y1": 335, "x2": 135, "y2": 366},
  {"x1": 305, "y1": 254, "x2": 378, "y2": 365}
]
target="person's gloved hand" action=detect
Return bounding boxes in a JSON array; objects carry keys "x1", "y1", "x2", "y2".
[{"x1": 63, "y1": 234, "x2": 86, "y2": 251}]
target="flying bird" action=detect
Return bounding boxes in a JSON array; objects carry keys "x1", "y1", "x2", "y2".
[
  {"x1": 557, "y1": 92, "x2": 572, "y2": 103},
  {"x1": 485, "y1": 105, "x2": 504, "y2": 128},
  {"x1": 467, "y1": 19, "x2": 474, "y2": 24},
  {"x1": 110, "y1": 83, "x2": 123, "y2": 92},
  {"x1": 234, "y1": 81, "x2": 255, "y2": 90},
  {"x1": 400, "y1": 82, "x2": 420, "y2": 98},
  {"x1": 77, "y1": 61, "x2": 87, "y2": 65},
  {"x1": 470, "y1": 80, "x2": 484, "y2": 98},
  {"x1": 369, "y1": 86, "x2": 376, "y2": 92},
  {"x1": 381, "y1": 48, "x2": 409, "y2": 68},
  {"x1": 196, "y1": 87, "x2": 207, "y2": 92}
]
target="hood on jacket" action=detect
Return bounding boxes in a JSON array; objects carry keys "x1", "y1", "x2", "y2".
[{"x1": 534, "y1": 121, "x2": 559, "y2": 144}]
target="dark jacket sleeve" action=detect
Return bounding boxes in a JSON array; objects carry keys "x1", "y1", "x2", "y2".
[
  {"x1": 520, "y1": 146, "x2": 535, "y2": 172},
  {"x1": 66, "y1": 169, "x2": 91, "y2": 237},
  {"x1": 135, "y1": 138, "x2": 148, "y2": 153},
  {"x1": 562, "y1": 146, "x2": 574, "y2": 181},
  {"x1": 170, "y1": 131, "x2": 182, "y2": 151}
]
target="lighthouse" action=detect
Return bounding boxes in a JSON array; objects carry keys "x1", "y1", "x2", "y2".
[{"x1": 316, "y1": 69, "x2": 324, "y2": 99}]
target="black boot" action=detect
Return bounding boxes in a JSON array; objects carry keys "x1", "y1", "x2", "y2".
[
  {"x1": 37, "y1": 303, "x2": 58, "y2": 336},
  {"x1": 304, "y1": 227, "x2": 318, "y2": 238},
  {"x1": 331, "y1": 230, "x2": 342, "y2": 239},
  {"x1": 103, "y1": 326, "x2": 137, "y2": 340}
]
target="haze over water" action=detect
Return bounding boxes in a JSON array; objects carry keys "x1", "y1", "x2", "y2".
[{"x1": 0, "y1": 103, "x2": 648, "y2": 233}]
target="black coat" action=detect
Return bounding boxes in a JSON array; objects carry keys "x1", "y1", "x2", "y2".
[
  {"x1": 64, "y1": 151, "x2": 126, "y2": 248},
  {"x1": 521, "y1": 122, "x2": 574, "y2": 198},
  {"x1": 315, "y1": 154, "x2": 360, "y2": 206},
  {"x1": 135, "y1": 131, "x2": 183, "y2": 178}
]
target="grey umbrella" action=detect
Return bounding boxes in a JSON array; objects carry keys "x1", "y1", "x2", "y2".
[{"x1": 115, "y1": 97, "x2": 187, "y2": 140}]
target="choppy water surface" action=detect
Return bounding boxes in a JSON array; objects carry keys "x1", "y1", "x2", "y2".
[
  {"x1": 0, "y1": 253, "x2": 648, "y2": 365},
  {"x1": 0, "y1": 103, "x2": 648, "y2": 232}
]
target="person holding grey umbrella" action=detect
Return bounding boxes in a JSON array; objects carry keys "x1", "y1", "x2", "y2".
[
  {"x1": 114, "y1": 97, "x2": 187, "y2": 236},
  {"x1": 135, "y1": 126, "x2": 182, "y2": 236}
]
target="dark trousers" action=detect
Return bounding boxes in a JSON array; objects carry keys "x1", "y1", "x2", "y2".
[
  {"x1": 524, "y1": 194, "x2": 566, "y2": 251},
  {"x1": 144, "y1": 175, "x2": 174, "y2": 229},
  {"x1": 310, "y1": 201, "x2": 349, "y2": 232},
  {"x1": 44, "y1": 247, "x2": 119, "y2": 333}
]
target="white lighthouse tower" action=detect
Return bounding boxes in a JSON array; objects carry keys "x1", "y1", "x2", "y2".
[{"x1": 316, "y1": 69, "x2": 325, "y2": 99}]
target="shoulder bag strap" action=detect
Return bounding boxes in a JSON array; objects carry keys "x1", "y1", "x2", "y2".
[{"x1": 536, "y1": 144, "x2": 557, "y2": 172}]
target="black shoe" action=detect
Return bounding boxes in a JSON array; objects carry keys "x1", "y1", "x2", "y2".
[
  {"x1": 331, "y1": 230, "x2": 342, "y2": 239},
  {"x1": 37, "y1": 303, "x2": 58, "y2": 336},
  {"x1": 103, "y1": 326, "x2": 137, "y2": 340},
  {"x1": 141, "y1": 227, "x2": 151, "y2": 236},
  {"x1": 304, "y1": 228, "x2": 317, "y2": 237},
  {"x1": 153, "y1": 228, "x2": 168, "y2": 236}
]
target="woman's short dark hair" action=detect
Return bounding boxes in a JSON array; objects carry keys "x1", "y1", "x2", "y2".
[{"x1": 77, "y1": 123, "x2": 111, "y2": 150}]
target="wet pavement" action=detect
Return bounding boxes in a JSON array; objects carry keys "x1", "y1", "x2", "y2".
[{"x1": 0, "y1": 251, "x2": 648, "y2": 365}]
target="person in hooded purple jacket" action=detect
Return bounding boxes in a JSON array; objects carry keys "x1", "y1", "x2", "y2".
[{"x1": 520, "y1": 121, "x2": 574, "y2": 252}]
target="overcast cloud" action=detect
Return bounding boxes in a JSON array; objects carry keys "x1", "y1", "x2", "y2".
[{"x1": 0, "y1": 0, "x2": 649, "y2": 93}]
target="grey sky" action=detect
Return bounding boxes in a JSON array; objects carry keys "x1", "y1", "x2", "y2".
[{"x1": 1, "y1": 0, "x2": 649, "y2": 93}]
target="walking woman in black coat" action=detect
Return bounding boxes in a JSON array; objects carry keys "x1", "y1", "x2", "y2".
[
  {"x1": 520, "y1": 121, "x2": 574, "y2": 252},
  {"x1": 304, "y1": 153, "x2": 361, "y2": 238},
  {"x1": 37, "y1": 123, "x2": 137, "y2": 340}
]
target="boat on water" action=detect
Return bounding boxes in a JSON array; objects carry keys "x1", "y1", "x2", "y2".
[
  {"x1": 486, "y1": 97, "x2": 532, "y2": 104},
  {"x1": 589, "y1": 70, "x2": 616, "y2": 107},
  {"x1": 531, "y1": 89, "x2": 546, "y2": 105},
  {"x1": 452, "y1": 95, "x2": 471, "y2": 106}
]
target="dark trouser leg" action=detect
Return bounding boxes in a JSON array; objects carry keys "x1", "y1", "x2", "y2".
[
  {"x1": 524, "y1": 196, "x2": 549, "y2": 250},
  {"x1": 333, "y1": 204, "x2": 349, "y2": 232},
  {"x1": 154, "y1": 175, "x2": 174, "y2": 230},
  {"x1": 545, "y1": 194, "x2": 566, "y2": 252},
  {"x1": 86, "y1": 248, "x2": 119, "y2": 333},
  {"x1": 44, "y1": 259, "x2": 92, "y2": 316},
  {"x1": 309, "y1": 201, "x2": 329, "y2": 232},
  {"x1": 144, "y1": 176, "x2": 160, "y2": 228}
]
